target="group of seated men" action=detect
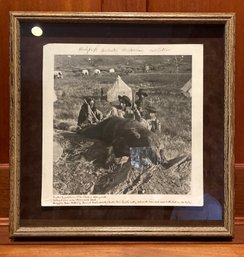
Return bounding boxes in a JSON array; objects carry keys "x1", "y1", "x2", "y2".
[{"x1": 77, "y1": 89, "x2": 161, "y2": 133}]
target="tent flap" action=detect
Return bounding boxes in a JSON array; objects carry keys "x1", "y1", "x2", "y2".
[{"x1": 107, "y1": 75, "x2": 132, "y2": 102}]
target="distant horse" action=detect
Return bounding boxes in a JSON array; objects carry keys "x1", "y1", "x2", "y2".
[
  {"x1": 94, "y1": 69, "x2": 101, "y2": 75},
  {"x1": 54, "y1": 70, "x2": 63, "y2": 79},
  {"x1": 81, "y1": 69, "x2": 89, "y2": 76}
]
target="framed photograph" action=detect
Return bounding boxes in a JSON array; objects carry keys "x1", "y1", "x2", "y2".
[{"x1": 10, "y1": 12, "x2": 235, "y2": 238}]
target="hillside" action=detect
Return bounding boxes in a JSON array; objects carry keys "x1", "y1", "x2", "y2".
[{"x1": 53, "y1": 130, "x2": 191, "y2": 195}]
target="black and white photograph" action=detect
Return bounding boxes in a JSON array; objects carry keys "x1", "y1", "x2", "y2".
[{"x1": 41, "y1": 44, "x2": 203, "y2": 206}]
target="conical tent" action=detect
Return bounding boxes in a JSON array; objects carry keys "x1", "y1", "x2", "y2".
[
  {"x1": 107, "y1": 75, "x2": 132, "y2": 102},
  {"x1": 181, "y1": 79, "x2": 192, "y2": 97}
]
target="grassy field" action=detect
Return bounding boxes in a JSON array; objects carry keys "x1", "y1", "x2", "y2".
[{"x1": 53, "y1": 55, "x2": 192, "y2": 195}]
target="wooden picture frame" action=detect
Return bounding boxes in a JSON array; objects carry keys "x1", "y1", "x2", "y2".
[{"x1": 10, "y1": 12, "x2": 235, "y2": 238}]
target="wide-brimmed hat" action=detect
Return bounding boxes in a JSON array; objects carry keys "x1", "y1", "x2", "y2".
[
  {"x1": 85, "y1": 97, "x2": 94, "y2": 104},
  {"x1": 136, "y1": 89, "x2": 148, "y2": 97},
  {"x1": 118, "y1": 95, "x2": 131, "y2": 107},
  {"x1": 146, "y1": 105, "x2": 157, "y2": 113}
]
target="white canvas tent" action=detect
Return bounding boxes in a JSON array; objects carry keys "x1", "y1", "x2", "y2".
[
  {"x1": 107, "y1": 75, "x2": 132, "y2": 102},
  {"x1": 181, "y1": 79, "x2": 192, "y2": 97}
]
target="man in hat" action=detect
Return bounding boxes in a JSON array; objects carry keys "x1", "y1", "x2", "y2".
[
  {"x1": 145, "y1": 105, "x2": 161, "y2": 133},
  {"x1": 133, "y1": 88, "x2": 150, "y2": 124},
  {"x1": 135, "y1": 88, "x2": 148, "y2": 116},
  {"x1": 78, "y1": 97, "x2": 103, "y2": 127},
  {"x1": 105, "y1": 95, "x2": 134, "y2": 119}
]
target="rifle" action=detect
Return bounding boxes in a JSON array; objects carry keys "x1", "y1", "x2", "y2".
[
  {"x1": 132, "y1": 90, "x2": 135, "y2": 108},
  {"x1": 84, "y1": 98, "x2": 99, "y2": 123},
  {"x1": 131, "y1": 90, "x2": 137, "y2": 121}
]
